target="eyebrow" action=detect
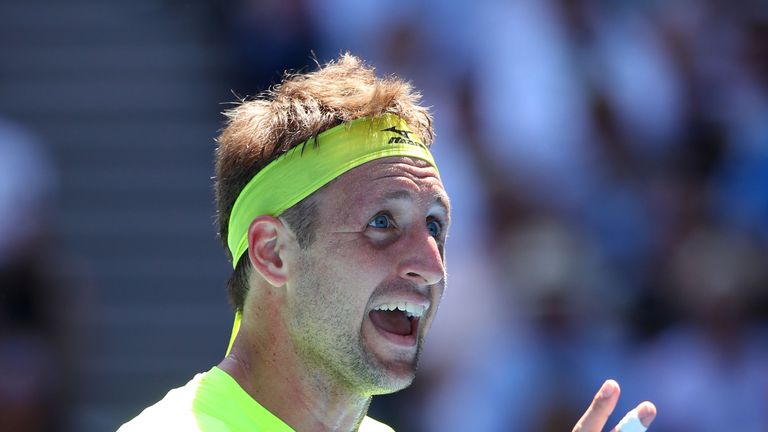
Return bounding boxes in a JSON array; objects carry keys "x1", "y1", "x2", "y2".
[{"x1": 378, "y1": 190, "x2": 451, "y2": 215}]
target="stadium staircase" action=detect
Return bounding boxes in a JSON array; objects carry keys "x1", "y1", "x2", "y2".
[{"x1": 0, "y1": 1, "x2": 237, "y2": 430}]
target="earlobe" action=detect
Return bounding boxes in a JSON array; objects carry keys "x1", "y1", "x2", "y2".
[{"x1": 246, "y1": 216, "x2": 290, "y2": 287}]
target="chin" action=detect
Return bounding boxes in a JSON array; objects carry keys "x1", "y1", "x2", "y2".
[
  {"x1": 366, "y1": 370, "x2": 416, "y2": 396},
  {"x1": 355, "y1": 322, "x2": 424, "y2": 395},
  {"x1": 363, "y1": 352, "x2": 420, "y2": 395}
]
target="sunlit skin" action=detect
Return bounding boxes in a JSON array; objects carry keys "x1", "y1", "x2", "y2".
[{"x1": 219, "y1": 156, "x2": 449, "y2": 432}]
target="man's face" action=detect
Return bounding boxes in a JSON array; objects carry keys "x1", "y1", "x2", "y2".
[{"x1": 284, "y1": 156, "x2": 449, "y2": 395}]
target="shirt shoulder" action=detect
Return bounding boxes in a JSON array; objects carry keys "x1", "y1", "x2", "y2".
[
  {"x1": 116, "y1": 371, "x2": 234, "y2": 432},
  {"x1": 116, "y1": 367, "x2": 393, "y2": 432}
]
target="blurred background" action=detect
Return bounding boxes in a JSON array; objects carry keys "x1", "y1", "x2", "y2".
[{"x1": 1, "y1": 0, "x2": 766, "y2": 431}]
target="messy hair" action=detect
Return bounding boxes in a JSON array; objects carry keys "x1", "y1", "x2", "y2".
[{"x1": 214, "y1": 53, "x2": 434, "y2": 312}]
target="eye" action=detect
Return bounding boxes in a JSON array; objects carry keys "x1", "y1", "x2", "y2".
[
  {"x1": 368, "y1": 213, "x2": 393, "y2": 229},
  {"x1": 427, "y1": 219, "x2": 442, "y2": 238}
]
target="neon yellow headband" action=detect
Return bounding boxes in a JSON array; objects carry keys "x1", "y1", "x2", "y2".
[
  {"x1": 227, "y1": 113, "x2": 438, "y2": 266},
  {"x1": 224, "y1": 114, "x2": 438, "y2": 354}
]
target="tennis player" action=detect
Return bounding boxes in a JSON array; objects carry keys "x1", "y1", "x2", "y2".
[{"x1": 117, "y1": 54, "x2": 656, "y2": 432}]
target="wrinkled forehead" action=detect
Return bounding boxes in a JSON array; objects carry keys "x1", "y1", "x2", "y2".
[
  {"x1": 343, "y1": 155, "x2": 440, "y2": 181},
  {"x1": 322, "y1": 156, "x2": 450, "y2": 215}
]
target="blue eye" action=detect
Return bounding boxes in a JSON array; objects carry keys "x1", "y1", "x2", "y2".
[
  {"x1": 427, "y1": 220, "x2": 442, "y2": 238},
  {"x1": 368, "y1": 214, "x2": 392, "y2": 229}
]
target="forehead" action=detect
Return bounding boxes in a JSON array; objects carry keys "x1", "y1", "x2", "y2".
[{"x1": 320, "y1": 156, "x2": 449, "y2": 217}]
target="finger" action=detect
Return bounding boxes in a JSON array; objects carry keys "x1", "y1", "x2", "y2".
[
  {"x1": 572, "y1": 379, "x2": 621, "y2": 432},
  {"x1": 611, "y1": 401, "x2": 657, "y2": 432},
  {"x1": 636, "y1": 401, "x2": 657, "y2": 428}
]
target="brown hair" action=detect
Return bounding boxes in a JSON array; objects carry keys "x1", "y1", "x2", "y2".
[{"x1": 214, "y1": 53, "x2": 434, "y2": 312}]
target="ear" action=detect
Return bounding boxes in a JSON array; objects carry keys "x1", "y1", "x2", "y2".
[{"x1": 246, "y1": 215, "x2": 294, "y2": 287}]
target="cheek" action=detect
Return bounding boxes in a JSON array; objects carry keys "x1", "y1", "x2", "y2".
[
  {"x1": 313, "y1": 241, "x2": 394, "y2": 305},
  {"x1": 311, "y1": 241, "x2": 380, "y2": 287},
  {"x1": 325, "y1": 236, "x2": 390, "y2": 273},
  {"x1": 327, "y1": 251, "x2": 383, "y2": 293}
]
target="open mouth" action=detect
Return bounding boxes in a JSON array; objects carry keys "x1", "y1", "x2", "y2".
[{"x1": 368, "y1": 302, "x2": 425, "y2": 338}]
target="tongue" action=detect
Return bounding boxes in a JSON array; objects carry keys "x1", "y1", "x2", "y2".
[{"x1": 369, "y1": 310, "x2": 412, "y2": 336}]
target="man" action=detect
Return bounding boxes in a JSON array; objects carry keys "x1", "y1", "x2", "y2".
[{"x1": 118, "y1": 54, "x2": 656, "y2": 432}]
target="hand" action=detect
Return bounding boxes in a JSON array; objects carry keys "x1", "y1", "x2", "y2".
[{"x1": 572, "y1": 380, "x2": 656, "y2": 432}]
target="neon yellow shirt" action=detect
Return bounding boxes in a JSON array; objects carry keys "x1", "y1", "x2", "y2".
[{"x1": 117, "y1": 367, "x2": 394, "y2": 432}]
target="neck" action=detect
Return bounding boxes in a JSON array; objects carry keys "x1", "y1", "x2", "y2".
[{"x1": 217, "y1": 313, "x2": 372, "y2": 432}]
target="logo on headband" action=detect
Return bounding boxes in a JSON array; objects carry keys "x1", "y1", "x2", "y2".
[{"x1": 382, "y1": 126, "x2": 424, "y2": 148}]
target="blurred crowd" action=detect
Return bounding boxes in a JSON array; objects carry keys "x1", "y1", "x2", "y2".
[
  {"x1": 212, "y1": 0, "x2": 768, "y2": 430},
  {"x1": 0, "y1": 121, "x2": 76, "y2": 432},
  {"x1": 2, "y1": 0, "x2": 766, "y2": 431}
]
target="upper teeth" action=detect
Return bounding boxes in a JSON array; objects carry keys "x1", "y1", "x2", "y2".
[{"x1": 374, "y1": 302, "x2": 426, "y2": 318}]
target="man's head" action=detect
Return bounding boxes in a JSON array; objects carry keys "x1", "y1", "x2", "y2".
[
  {"x1": 213, "y1": 54, "x2": 449, "y2": 394},
  {"x1": 215, "y1": 54, "x2": 433, "y2": 312}
]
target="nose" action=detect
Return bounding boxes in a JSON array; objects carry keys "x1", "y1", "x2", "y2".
[{"x1": 398, "y1": 228, "x2": 445, "y2": 287}]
